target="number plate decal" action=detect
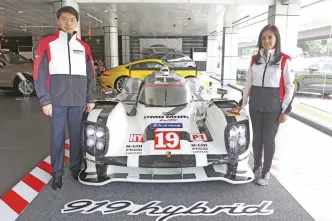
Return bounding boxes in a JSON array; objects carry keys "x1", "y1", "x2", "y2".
[{"x1": 154, "y1": 131, "x2": 180, "y2": 150}]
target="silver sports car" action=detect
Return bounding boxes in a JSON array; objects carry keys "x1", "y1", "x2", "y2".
[{"x1": 78, "y1": 69, "x2": 254, "y2": 186}]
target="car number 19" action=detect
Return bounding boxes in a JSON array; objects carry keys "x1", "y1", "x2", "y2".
[{"x1": 154, "y1": 131, "x2": 180, "y2": 150}]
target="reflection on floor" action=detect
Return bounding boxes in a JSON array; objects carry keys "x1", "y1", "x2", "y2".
[{"x1": 273, "y1": 117, "x2": 332, "y2": 221}]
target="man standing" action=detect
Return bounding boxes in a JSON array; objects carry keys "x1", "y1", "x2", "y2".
[{"x1": 33, "y1": 6, "x2": 96, "y2": 190}]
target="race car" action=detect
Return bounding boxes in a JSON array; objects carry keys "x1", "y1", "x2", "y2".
[{"x1": 78, "y1": 68, "x2": 254, "y2": 186}]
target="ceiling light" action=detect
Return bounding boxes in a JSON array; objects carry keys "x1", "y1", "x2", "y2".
[
  {"x1": 87, "y1": 13, "x2": 103, "y2": 24},
  {"x1": 0, "y1": 7, "x2": 3, "y2": 10},
  {"x1": 17, "y1": 10, "x2": 24, "y2": 14}
]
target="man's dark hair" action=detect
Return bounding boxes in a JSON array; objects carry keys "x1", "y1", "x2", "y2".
[
  {"x1": 56, "y1": 6, "x2": 79, "y2": 21},
  {"x1": 255, "y1": 24, "x2": 282, "y2": 65}
]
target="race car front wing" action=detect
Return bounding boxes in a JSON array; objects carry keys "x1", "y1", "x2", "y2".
[{"x1": 78, "y1": 153, "x2": 254, "y2": 185}]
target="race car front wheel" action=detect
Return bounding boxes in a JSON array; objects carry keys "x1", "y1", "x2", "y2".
[{"x1": 115, "y1": 76, "x2": 128, "y2": 93}]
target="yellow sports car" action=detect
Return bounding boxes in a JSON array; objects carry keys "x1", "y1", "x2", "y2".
[{"x1": 101, "y1": 59, "x2": 201, "y2": 92}]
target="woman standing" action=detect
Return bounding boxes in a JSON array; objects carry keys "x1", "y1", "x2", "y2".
[{"x1": 230, "y1": 24, "x2": 295, "y2": 186}]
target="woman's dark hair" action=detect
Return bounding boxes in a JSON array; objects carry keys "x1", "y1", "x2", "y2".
[
  {"x1": 56, "y1": 6, "x2": 79, "y2": 22},
  {"x1": 255, "y1": 24, "x2": 282, "y2": 65}
]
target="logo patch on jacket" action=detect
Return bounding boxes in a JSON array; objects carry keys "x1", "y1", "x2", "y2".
[{"x1": 73, "y1": 49, "x2": 84, "y2": 54}]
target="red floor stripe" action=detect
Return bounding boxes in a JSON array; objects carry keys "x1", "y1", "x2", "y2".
[
  {"x1": 64, "y1": 155, "x2": 69, "y2": 163},
  {"x1": 2, "y1": 189, "x2": 29, "y2": 214},
  {"x1": 21, "y1": 174, "x2": 46, "y2": 192},
  {"x1": 37, "y1": 161, "x2": 52, "y2": 174},
  {"x1": 65, "y1": 143, "x2": 70, "y2": 150}
]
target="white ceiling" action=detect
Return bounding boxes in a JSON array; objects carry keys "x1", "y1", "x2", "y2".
[
  {"x1": 80, "y1": 3, "x2": 225, "y2": 36},
  {"x1": 0, "y1": 0, "x2": 225, "y2": 37},
  {"x1": 0, "y1": 0, "x2": 330, "y2": 38}
]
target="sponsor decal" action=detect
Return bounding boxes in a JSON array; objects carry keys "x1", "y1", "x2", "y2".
[
  {"x1": 154, "y1": 131, "x2": 180, "y2": 150},
  {"x1": 190, "y1": 133, "x2": 207, "y2": 142},
  {"x1": 144, "y1": 115, "x2": 188, "y2": 119},
  {"x1": 151, "y1": 123, "x2": 183, "y2": 129},
  {"x1": 160, "y1": 118, "x2": 178, "y2": 122},
  {"x1": 191, "y1": 143, "x2": 208, "y2": 147},
  {"x1": 61, "y1": 199, "x2": 274, "y2": 221},
  {"x1": 129, "y1": 134, "x2": 144, "y2": 142},
  {"x1": 126, "y1": 144, "x2": 142, "y2": 155},
  {"x1": 191, "y1": 143, "x2": 208, "y2": 153}
]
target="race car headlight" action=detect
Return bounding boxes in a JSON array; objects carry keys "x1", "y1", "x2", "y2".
[
  {"x1": 83, "y1": 123, "x2": 109, "y2": 157},
  {"x1": 225, "y1": 121, "x2": 250, "y2": 156}
]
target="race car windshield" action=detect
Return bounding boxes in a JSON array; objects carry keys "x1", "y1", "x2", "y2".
[{"x1": 138, "y1": 83, "x2": 191, "y2": 107}]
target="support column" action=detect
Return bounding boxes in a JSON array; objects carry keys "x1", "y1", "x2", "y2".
[
  {"x1": 104, "y1": 10, "x2": 119, "y2": 68},
  {"x1": 206, "y1": 6, "x2": 225, "y2": 78},
  {"x1": 206, "y1": 35, "x2": 218, "y2": 77},
  {"x1": 52, "y1": 0, "x2": 81, "y2": 38},
  {"x1": 122, "y1": 35, "x2": 130, "y2": 64},
  {"x1": 268, "y1": 1, "x2": 301, "y2": 58},
  {"x1": 32, "y1": 36, "x2": 44, "y2": 57},
  {"x1": 221, "y1": 5, "x2": 239, "y2": 85},
  {"x1": 104, "y1": 26, "x2": 119, "y2": 68}
]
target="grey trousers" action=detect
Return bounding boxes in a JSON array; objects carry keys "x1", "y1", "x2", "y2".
[{"x1": 249, "y1": 108, "x2": 281, "y2": 172}]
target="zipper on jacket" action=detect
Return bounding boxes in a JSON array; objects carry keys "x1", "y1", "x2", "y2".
[
  {"x1": 260, "y1": 53, "x2": 271, "y2": 111},
  {"x1": 67, "y1": 36, "x2": 72, "y2": 106}
]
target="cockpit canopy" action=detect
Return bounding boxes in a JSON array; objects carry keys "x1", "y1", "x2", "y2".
[
  {"x1": 121, "y1": 68, "x2": 207, "y2": 107},
  {"x1": 138, "y1": 71, "x2": 193, "y2": 107}
]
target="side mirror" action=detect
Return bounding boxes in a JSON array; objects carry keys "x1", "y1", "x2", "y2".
[{"x1": 217, "y1": 88, "x2": 228, "y2": 98}]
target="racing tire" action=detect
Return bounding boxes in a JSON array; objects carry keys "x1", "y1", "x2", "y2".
[
  {"x1": 114, "y1": 76, "x2": 129, "y2": 93},
  {"x1": 13, "y1": 75, "x2": 36, "y2": 96}
]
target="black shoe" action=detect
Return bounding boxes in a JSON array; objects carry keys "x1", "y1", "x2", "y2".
[
  {"x1": 253, "y1": 160, "x2": 262, "y2": 179},
  {"x1": 253, "y1": 166, "x2": 262, "y2": 179},
  {"x1": 71, "y1": 169, "x2": 80, "y2": 180},
  {"x1": 256, "y1": 172, "x2": 270, "y2": 186},
  {"x1": 51, "y1": 176, "x2": 62, "y2": 190}
]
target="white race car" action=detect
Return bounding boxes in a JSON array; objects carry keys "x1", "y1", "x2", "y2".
[{"x1": 78, "y1": 69, "x2": 254, "y2": 186}]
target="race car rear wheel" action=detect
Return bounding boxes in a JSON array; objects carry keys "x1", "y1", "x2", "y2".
[{"x1": 115, "y1": 76, "x2": 129, "y2": 93}]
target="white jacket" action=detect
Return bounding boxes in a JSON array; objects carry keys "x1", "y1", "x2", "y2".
[{"x1": 241, "y1": 48, "x2": 295, "y2": 113}]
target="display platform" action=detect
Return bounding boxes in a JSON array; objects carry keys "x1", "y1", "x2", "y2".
[{"x1": 3, "y1": 156, "x2": 314, "y2": 221}]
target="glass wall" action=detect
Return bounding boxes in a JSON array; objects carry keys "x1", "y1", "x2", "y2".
[
  {"x1": 236, "y1": 0, "x2": 332, "y2": 130},
  {"x1": 292, "y1": 0, "x2": 332, "y2": 129}
]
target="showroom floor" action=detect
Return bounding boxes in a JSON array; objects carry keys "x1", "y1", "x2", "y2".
[
  {"x1": 0, "y1": 81, "x2": 331, "y2": 221},
  {"x1": 0, "y1": 89, "x2": 51, "y2": 198}
]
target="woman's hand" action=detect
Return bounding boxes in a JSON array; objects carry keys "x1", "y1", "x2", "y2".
[
  {"x1": 278, "y1": 113, "x2": 288, "y2": 123},
  {"x1": 229, "y1": 106, "x2": 242, "y2": 114}
]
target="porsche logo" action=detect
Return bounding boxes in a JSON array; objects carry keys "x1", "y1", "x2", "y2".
[{"x1": 166, "y1": 151, "x2": 171, "y2": 159}]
